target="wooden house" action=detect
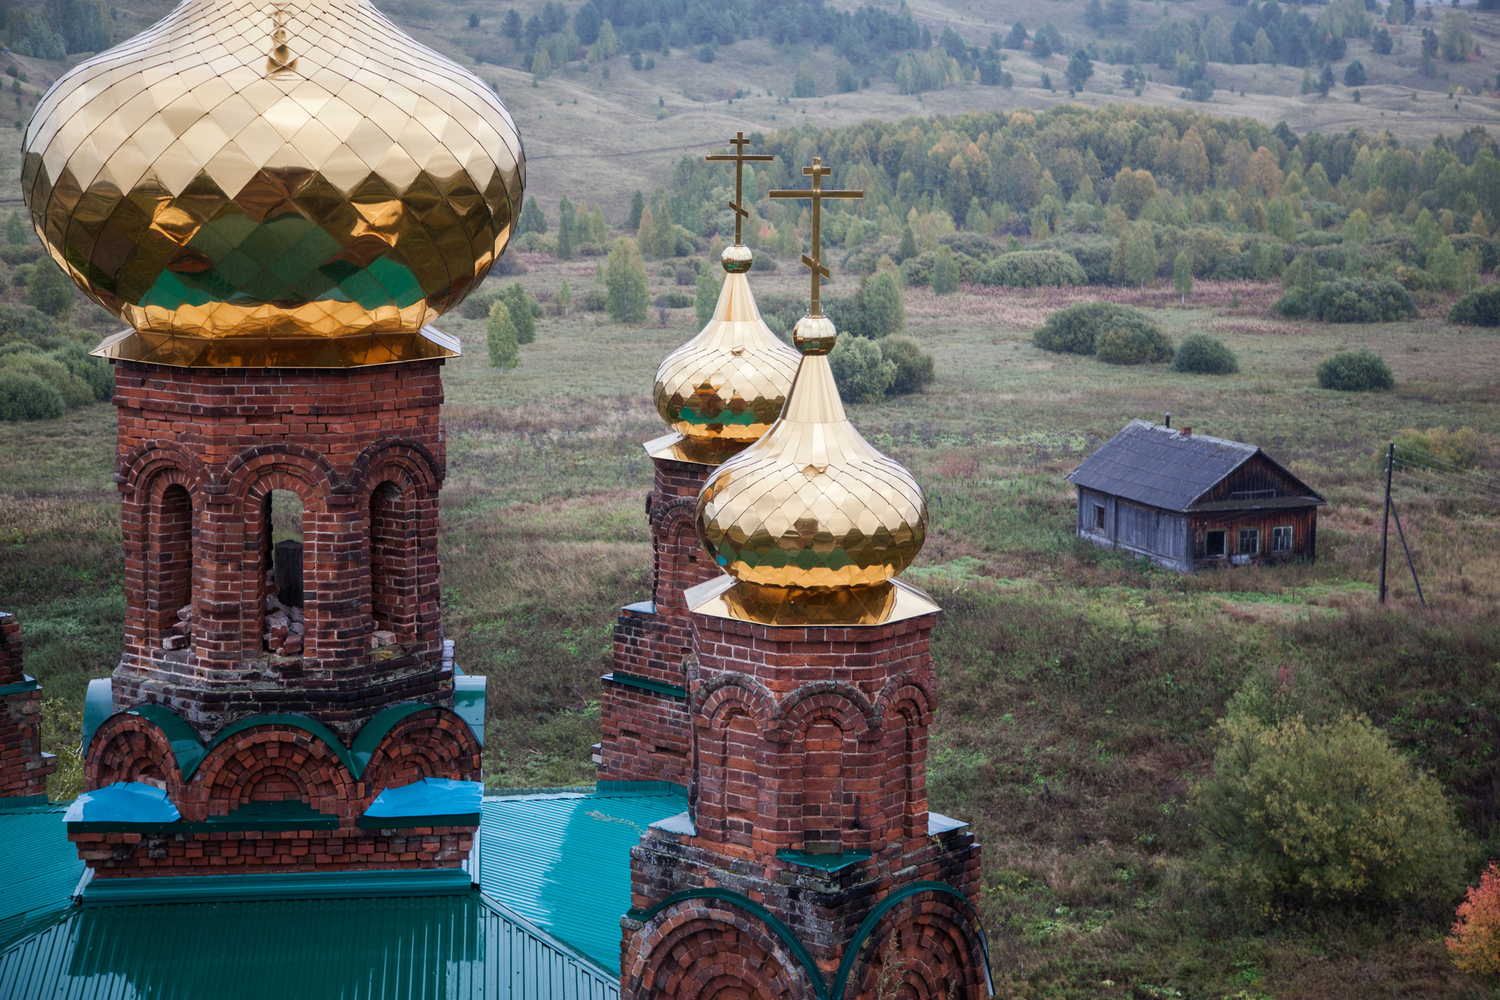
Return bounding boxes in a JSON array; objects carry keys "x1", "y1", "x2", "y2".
[{"x1": 1067, "y1": 419, "x2": 1326, "y2": 573}]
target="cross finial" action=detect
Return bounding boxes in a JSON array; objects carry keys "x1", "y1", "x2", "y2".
[
  {"x1": 768, "y1": 157, "x2": 862, "y2": 317},
  {"x1": 706, "y1": 132, "x2": 774, "y2": 248}
]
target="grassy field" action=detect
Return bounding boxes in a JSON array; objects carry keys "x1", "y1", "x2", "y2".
[{"x1": 4, "y1": 250, "x2": 1500, "y2": 995}]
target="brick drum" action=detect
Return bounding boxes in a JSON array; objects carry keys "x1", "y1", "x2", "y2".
[
  {"x1": 620, "y1": 608, "x2": 989, "y2": 999},
  {"x1": 111, "y1": 359, "x2": 450, "y2": 740},
  {"x1": 599, "y1": 456, "x2": 721, "y2": 786},
  {"x1": 0, "y1": 612, "x2": 56, "y2": 798}
]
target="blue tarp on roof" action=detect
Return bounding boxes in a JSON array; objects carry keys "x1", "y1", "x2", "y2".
[{"x1": 477, "y1": 786, "x2": 689, "y2": 975}]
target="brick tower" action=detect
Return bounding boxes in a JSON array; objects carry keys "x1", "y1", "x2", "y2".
[
  {"x1": 621, "y1": 161, "x2": 989, "y2": 1000},
  {"x1": 0, "y1": 614, "x2": 57, "y2": 801},
  {"x1": 20, "y1": 0, "x2": 524, "y2": 881},
  {"x1": 599, "y1": 134, "x2": 800, "y2": 789}
]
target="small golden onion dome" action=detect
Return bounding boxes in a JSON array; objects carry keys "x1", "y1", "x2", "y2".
[
  {"x1": 650, "y1": 245, "x2": 801, "y2": 465},
  {"x1": 694, "y1": 314, "x2": 928, "y2": 611},
  {"x1": 22, "y1": 0, "x2": 524, "y2": 368}
]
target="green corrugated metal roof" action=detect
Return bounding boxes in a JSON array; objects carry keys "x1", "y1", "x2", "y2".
[
  {"x1": 0, "y1": 801, "x2": 83, "y2": 948},
  {"x1": 0, "y1": 893, "x2": 619, "y2": 1000},
  {"x1": 478, "y1": 788, "x2": 688, "y2": 974}
]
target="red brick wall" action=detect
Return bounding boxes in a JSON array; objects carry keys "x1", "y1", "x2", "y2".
[
  {"x1": 110, "y1": 360, "x2": 450, "y2": 740},
  {"x1": 0, "y1": 612, "x2": 56, "y2": 798},
  {"x1": 70, "y1": 826, "x2": 475, "y2": 877},
  {"x1": 598, "y1": 456, "x2": 718, "y2": 786}
]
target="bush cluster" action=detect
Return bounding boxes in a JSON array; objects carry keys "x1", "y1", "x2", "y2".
[
  {"x1": 1317, "y1": 349, "x2": 1394, "y2": 391},
  {"x1": 0, "y1": 342, "x2": 113, "y2": 421},
  {"x1": 1277, "y1": 278, "x2": 1416, "y2": 323},
  {"x1": 1033, "y1": 302, "x2": 1166, "y2": 359},
  {"x1": 1448, "y1": 862, "x2": 1500, "y2": 976},
  {"x1": 1448, "y1": 284, "x2": 1500, "y2": 326},
  {"x1": 1172, "y1": 333, "x2": 1239, "y2": 374},
  {"x1": 462, "y1": 284, "x2": 539, "y2": 342},
  {"x1": 827, "y1": 334, "x2": 935, "y2": 403},
  {"x1": 1095, "y1": 324, "x2": 1174, "y2": 365},
  {"x1": 1190, "y1": 713, "x2": 1469, "y2": 919},
  {"x1": 975, "y1": 250, "x2": 1086, "y2": 288}
]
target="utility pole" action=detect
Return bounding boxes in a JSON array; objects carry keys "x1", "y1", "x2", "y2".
[{"x1": 1378, "y1": 442, "x2": 1392, "y2": 604}]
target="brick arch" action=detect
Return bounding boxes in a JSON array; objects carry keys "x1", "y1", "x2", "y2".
[
  {"x1": 190, "y1": 724, "x2": 356, "y2": 820},
  {"x1": 695, "y1": 672, "x2": 777, "y2": 728},
  {"x1": 695, "y1": 686, "x2": 765, "y2": 847},
  {"x1": 85, "y1": 714, "x2": 184, "y2": 797},
  {"x1": 116, "y1": 439, "x2": 212, "y2": 498},
  {"x1": 623, "y1": 898, "x2": 815, "y2": 1000},
  {"x1": 650, "y1": 495, "x2": 708, "y2": 610},
  {"x1": 844, "y1": 890, "x2": 989, "y2": 1000},
  {"x1": 359, "y1": 707, "x2": 482, "y2": 797},
  {"x1": 348, "y1": 437, "x2": 443, "y2": 495},
  {"x1": 873, "y1": 674, "x2": 935, "y2": 729},
  {"x1": 776, "y1": 683, "x2": 878, "y2": 743},
  {"x1": 222, "y1": 444, "x2": 341, "y2": 499}
]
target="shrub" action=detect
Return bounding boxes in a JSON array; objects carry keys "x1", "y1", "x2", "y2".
[
  {"x1": 1095, "y1": 324, "x2": 1173, "y2": 365},
  {"x1": 1448, "y1": 862, "x2": 1500, "y2": 976},
  {"x1": 827, "y1": 335, "x2": 894, "y2": 403},
  {"x1": 1392, "y1": 426, "x2": 1482, "y2": 470},
  {"x1": 1033, "y1": 302, "x2": 1162, "y2": 356},
  {"x1": 1449, "y1": 284, "x2": 1500, "y2": 326},
  {"x1": 1190, "y1": 714, "x2": 1469, "y2": 919},
  {"x1": 1317, "y1": 349, "x2": 1394, "y2": 391},
  {"x1": 975, "y1": 249, "x2": 1086, "y2": 288},
  {"x1": 880, "y1": 336, "x2": 935, "y2": 395},
  {"x1": 27, "y1": 260, "x2": 74, "y2": 318},
  {"x1": 485, "y1": 300, "x2": 519, "y2": 370},
  {"x1": 500, "y1": 284, "x2": 538, "y2": 343},
  {"x1": 460, "y1": 287, "x2": 503, "y2": 320},
  {"x1": 825, "y1": 271, "x2": 906, "y2": 339},
  {"x1": 577, "y1": 287, "x2": 607, "y2": 312},
  {"x1": 1172, "y1": 333, "x2": 1239, "y2": 374},
  {"x1": 0, "y1": 369, "x2": 65, "y2": 421},
  {"x1": 1277, "y1": 279, "x2": 1416, "y2": 322}
]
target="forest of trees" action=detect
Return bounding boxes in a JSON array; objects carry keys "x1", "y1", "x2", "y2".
[
  {"x1": 1, "y1": 0, "x2": 113, "y2": 57},
  {"x1": 646, "y1": 106, "x2": 1499, "y2": 301}
]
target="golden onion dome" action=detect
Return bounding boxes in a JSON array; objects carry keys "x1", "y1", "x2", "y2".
[
  {"x1": 649, "y1": 245, "x2": 801, "y2": 465},
  {"x1": 22, "y1": 0, "x2": 524, "y2": 368},
  {"x1": 692, "y1": 314, "x2": 931, "y2": 625}
]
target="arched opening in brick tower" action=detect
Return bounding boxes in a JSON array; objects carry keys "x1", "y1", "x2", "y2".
[
  {"x1": 150, "y1": 483, "x2": 194, "y2": 649},
  {"x1": 369, "y1": 481, "x2": 416, "y2": 648},
  {"x1": 261, "y1": 489, "x2": 306, "y2": 656},
  {"x1": 802, "y1": 720, "x2": 846, "y2": 853}
]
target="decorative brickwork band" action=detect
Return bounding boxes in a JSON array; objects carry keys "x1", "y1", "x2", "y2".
[{"x1": 0, "y1": 612, "x2": 57, "y2": 799}]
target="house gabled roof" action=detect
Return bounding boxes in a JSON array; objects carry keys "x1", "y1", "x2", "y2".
[{"x1": 1067, "y1": 420, "x2": 1325, "y2": 513}]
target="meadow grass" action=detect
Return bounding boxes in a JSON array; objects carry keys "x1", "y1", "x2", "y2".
[{"x1": 2, "y1": 265, "x2": 1499, "y2": 996}]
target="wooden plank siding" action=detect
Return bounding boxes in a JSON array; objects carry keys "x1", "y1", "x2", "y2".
[
  {"x1": 1188, "y1": 506, "x2": 1318, "y2": 571},
  {"x1": 1195, "y1": 453, "x2": 1317, "y2": 505},
  {"x1": 1075, "y1": 487, "x2": 1193, "y2": 573}
]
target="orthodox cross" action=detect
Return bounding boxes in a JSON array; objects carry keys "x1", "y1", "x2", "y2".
[
  {"x1": 706, "y1": 132, "x2": 773, "y2": 247},
  {"x1": 769, "y1": 157, "x2": 862, "y2": 317}
]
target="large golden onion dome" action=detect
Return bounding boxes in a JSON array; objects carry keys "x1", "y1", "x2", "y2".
[
  {"x1": 690, "y1": 314, "x2": 935, "y2": 626},
  {"x1": 647, "y1": 244, "x2": 801, "y2": 466},
  {"x1": 22, "y1": 0, "x2": 524, "y2": 368}
]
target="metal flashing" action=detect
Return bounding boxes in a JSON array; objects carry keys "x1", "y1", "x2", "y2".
[
  {"x1": 927, "y1": 812, "x2": 969, "y2": 836},
  {"x1": 0, "y1": 675, "x2": 40, "y2": 698},
  {"x1": 648, "y1": 811, "x2": 697, "y2": 836},
  {"x1": 453, "y1": 674, "x2": 487, "y2": 746},
  {"x1": 775, "y1": 849, "x2": 873, "y2": 872},
  {"x1": 602, "y1": 671, "x2": 688, "y2": 699},
  {"x1": 360, "y1": 777, "x2": 483, "y2": 829},
  {"x1": 63, "y1": 782, "x2": 181, "y2": 828},
  {"x1": 78, "y1": 868, "x2": 473, "y2": 906},
  {"x1": 80, "y1": 677, "x2": 112, "y2": 754},
  {"x1": 348, "y1": 702, "x2": 430, "y2": 773}
]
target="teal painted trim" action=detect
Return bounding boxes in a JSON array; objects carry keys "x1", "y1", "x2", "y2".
[
  {"x1": 79, "y1": 867, "x2": 473, "y2": 906},
  {"x1": 348, "y1": 703, "x2": 430, "y2": 774},
  {"x1": 594, "y1": 780, "x2": 691, "y2": 797},
  {"x1": 775, "y1": 849, "x2": 872, "y2": 873},
  {"x1": 601, "y1": 671, "x2": 687, "y2": 700},
  {"x1": 453, "y1": 674, "x2": 487, "y2": 747},
  {"x1": 0, "y1": 794, "x2": 51, "y2": 812},
  {"x1": 203, "y1": 713, "x2": 358, "y2": 780},
  {"x1": 81, "y1": 678, "x2": 112, "y2": 754},
  {"x1": 627, "y1": 889, "x2": 829, "y2": 1000},
  {"x1": 128, "y1": 704, "x2": 207, "y2": 778},
  {"x1": 0, "y1": 675, "x2": 39, "y2": 697},
  {"x1": 829, "y1": 881, "x2": 994, "y2": 1000}
]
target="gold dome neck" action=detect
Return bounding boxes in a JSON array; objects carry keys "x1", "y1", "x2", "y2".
[
  {"x1": 650, "y1": 261, "x2": 800, "y2": 465},
  {"x1": 694, "y1": 343, "x2": 929, "y2": 605},
  {"x1": 23, "y1": 0, "x2": 524, "y2": 368}
]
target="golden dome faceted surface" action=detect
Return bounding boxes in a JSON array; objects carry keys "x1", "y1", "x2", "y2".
[
  {"x1": 694, "y1": 315, "x2": 928, "y2": 597},
  {"x1": 22, "y1": 0, "x2": 524, "y2": 368},
  {"x1": 650, "y1": 245, "x2": 801, "y2": 465}
]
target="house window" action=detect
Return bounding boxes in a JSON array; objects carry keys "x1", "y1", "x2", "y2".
[
  {"x1": 1093, "y1": 504, "x2": 1106, "y2": 530},
  {"x1": 1272, "y1": 525, "x2": 1293, "y2": 552},
  {"x1": 1205, "y1": 530, "x2": 1226, "y2": 558},
  {"x1": 1239, "y1": 528, "x2": 1260, "y2": 555}
]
